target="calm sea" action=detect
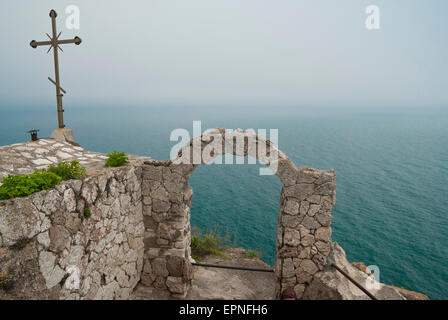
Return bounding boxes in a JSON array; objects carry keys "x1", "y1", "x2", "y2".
[{"x1": 1, "y1": 104, "x2": 447, "y2": 299}]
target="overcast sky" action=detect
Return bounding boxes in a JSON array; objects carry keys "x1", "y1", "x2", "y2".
[{"x1": 0, "y1": 0, "x2": 447, "y2": 109}]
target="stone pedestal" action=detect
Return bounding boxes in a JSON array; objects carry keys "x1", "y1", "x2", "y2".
[{"x1": 50, "y1": 128, "x2": 74, "y2": 143}]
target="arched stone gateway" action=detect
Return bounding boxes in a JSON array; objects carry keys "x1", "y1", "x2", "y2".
[{"x1": 140, "y1": 128, "x2": 336, "y2": 299}]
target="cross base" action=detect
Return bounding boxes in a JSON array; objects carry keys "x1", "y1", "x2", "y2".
[{"x1": 51, "y1": 128, "x2": 74, "y2": 143}]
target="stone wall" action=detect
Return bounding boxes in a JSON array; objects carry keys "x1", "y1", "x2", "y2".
[
  {"x1": 0, "y1": 165, "x2": 144, "y2": 300},
  {"x1": 275, "y1": 166, "x2": 336, "y2": 299},
  {"x1": 140, "y1": 161, "x2": 193, "y2": 296},
  {"x1": 138, "y1": 129, "x2": 337, "y2": 299}
]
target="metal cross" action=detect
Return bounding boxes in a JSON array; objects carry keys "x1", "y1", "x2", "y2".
[{"x1": 30, "y1": 9, "x2": 82, "y2": 129}]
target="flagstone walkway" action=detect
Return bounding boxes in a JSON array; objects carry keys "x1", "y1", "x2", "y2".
[{"x1": 0, "y1": 138, "x2": 151, "y2": 180}]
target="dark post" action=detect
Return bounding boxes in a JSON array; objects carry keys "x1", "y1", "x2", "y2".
[{"x1": 49, "y1": 10, "x2": 64, "y2": 129}]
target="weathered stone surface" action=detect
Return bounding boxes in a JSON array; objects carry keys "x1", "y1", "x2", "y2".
[
  {"x1": 0, "y1": 198, "x2": 41, "y2": 246},
  {"x1": 315, "y1": 212, "x2": 332, "y2": 227},
  {"x1": 300, "y1": 234, "x2": 315, "y2": 247},
  {"x1": 301, "y1": 216, "x2": 321, "y2": 230},
  {"x1": 39, "y1": 251, "x2": 66, "y2": 289},
  {"x1": 281, "y1": 276, "x2": 297, "y2": 289},
  {"x1": 284, "y1": 199, "x2": 300, "y2": 215},
  {"x1": 150, "y1": 185, "x2": 170, "y2": 202},
  {"x1": 307, "y1": 195, "x2": 321, "y2": 204},
  {"x1": 315, "y1": 227, "x2": 331, "y2": 242},
  {"x1": 307, "y1": 204, "x2": 320, "y2": 216},
  {"x1": 299, "y1": 201, "x2": 310, "y2": 216},
  {"x1": 166, "y1": 276, "x2": 186, "y2": 294},
  {"x1": 283, "y1": 229, "x2": 301, "y2": 247},
  {"x1": 50, "y1": 128, "x2": 74, "y2": 143},
  {"x1": 315, "y1": 241, "x2": 331, "y2": 255},
  {"x1": 42, "y1": 190, "x2": 61, "y2": 215},
  {"x1": 67, "y1": 245, "x2": 84, "y2": 265},
  {"x1": 281, "y1": 215, "x2": 300, "y2": 228},
  {"x1": 296, "y1": 271, "x2": 313, "y2": 284},
  {"x1": 151, "y1": 258, "x2": 169, "y2": 277},
  {"x1": 49, "y1": 225, "x2": 70, "y2": 253},
  {"x1": 63, "y1": 188, "x2": 77, "y2": 212},
  {"x1": 284, "y1": 184, "x2": 315, "y2": 200},
  {"x1": 297, "y1": 167, "x2": 318, "y2": 184},
  {"x1": 166, "y1": 256, "x2": 185, "y2": 277},
  {"x1": 278, "y1": 246, "x2": 298, "y2": 258},
  {"x1": 279, "y1": 256, "x2": 294, "y2": 277},
  {"x1": 302, "y1": 242, "x2": 421, "y2": 300},
  {"x1": 37, "y1": 231, "x2": 51, "y2": 248},
  {"x1": 299, "y1": 259, "x2": 318, "y2": 275},
  {"x1": 294, "y1": 284, "x2": 306, "y2": 299},
  {"x1": 315, "y1": 182, "x2": 336, "y2": 196},
  {"x1": 152, "y1": 199, "x2": 171, "y2": 213},
  {"x1": 81, "y1": 180, "x2": 98, "y2": 205}
]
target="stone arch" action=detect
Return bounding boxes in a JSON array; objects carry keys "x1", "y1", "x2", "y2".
[
  {"x1": 171, "y1": 128, "x2": 297, "y2": 184},
  {"x1": 140, "y1": 128, "x2": 336, "y2": 299}
]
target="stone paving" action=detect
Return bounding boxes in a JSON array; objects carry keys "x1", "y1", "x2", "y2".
[{"x1": 0, "y1": 138, "x2": 151, "y2": 181}]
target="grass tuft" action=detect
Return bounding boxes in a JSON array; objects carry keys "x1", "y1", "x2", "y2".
[{"x1": 245, "y1": 249, "x2": 260, "y2": 259}]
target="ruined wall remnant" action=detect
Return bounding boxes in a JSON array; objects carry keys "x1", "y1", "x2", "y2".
[
  {"x1": 275, "y1": 166, "x2": 336, "y2": 299},
  {"x1": 139, "y1": 161, "x2": 194, "y2": 296},
  {"x1": 139, "y1": 129, "x2": 337, "y2": 298}
]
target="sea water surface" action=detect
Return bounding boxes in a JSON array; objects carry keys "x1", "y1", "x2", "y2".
[{"x1": 0, "y1": 104, "x2": 447, "y2": 299}]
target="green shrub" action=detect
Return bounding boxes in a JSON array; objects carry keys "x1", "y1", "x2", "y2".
[
  {"x1": 46, "y1": 160, "x2": 86, "y2": 180},
  {"x1": 84, "y1": 207, "x2": 91, "y2": 219},
  {"x1": 0, "y1": 171, "x2": 62, "y2": 200},
  {"x1": 105, "y1": 151, "x2": 129, "y2": 167},
  {"x1": 0, "y1": 160, "x2": 87, "y2": 201}
]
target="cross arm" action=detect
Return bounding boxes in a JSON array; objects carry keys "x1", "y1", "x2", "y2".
[
  {"x1": 30, "y1": 36, "x2": 82, "y2": 49},
  {"x1": 55, "y1": 37, "x2": 82, "y2": 46},
  {"x1": 30, "y1": 40, "x2": 52, "y2": 48}
]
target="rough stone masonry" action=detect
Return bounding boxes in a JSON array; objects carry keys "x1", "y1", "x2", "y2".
[
  {"x1": 0, "y1": 131, "x2": 420, "y2": 300},
  {"x1": 0, "y1": 139, "x2": 148, "y2": 299},
  {"x1": 139, "y1": 128, "x2": 336, "y2": 299}
]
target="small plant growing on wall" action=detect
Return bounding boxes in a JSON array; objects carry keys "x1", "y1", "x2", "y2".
[
  {"x1": 84, "y1": 207, "x2": 91, "y2": 219},
  {"x1": 105, "y1": 151, "x2": 129, "y2": 167},
  {"x1": 0, "y1": 274, "x2": 14, "y2": 292}
]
